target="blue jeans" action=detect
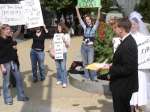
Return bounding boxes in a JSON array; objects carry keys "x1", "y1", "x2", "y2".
[
  {"x1": 2, "y1": 61, "x2": 26, "y2": 103},
  {"x1": 30, "y1": 49, "x2": 45, "y2": 80},
  {"x1": 81, "y1": 44, "x2": 97, "y2": 80},
  {"x1": 55, "y1": 53, "x2": 67, "y2": 84}
]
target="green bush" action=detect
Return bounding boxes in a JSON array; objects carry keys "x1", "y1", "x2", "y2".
[
  {"x1": 135, "y1": 0, "x2": 150, "y2": 23},
  {"x1": 94, "y1": 22, "x2": 114, "y2": 63}
]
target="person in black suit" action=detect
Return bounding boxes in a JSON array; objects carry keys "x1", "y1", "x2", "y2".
[{"x1": 109, "y1": 18, "x2": 138, "y2": 112}]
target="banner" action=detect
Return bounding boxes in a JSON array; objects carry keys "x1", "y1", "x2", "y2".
[
  {"x1": 138, "y1": 37, "x2": 150, "y2": 69},
  {"x1": 78, "y1": 0, "x2": 101, "y2": 8},
  {"x1": 0, "y1": 4, "x2": 25, "y2": 25},
  {"x1": 0, "y1": 0, "x2": 44, "y2": 28},
  {"x1": 53, "y1": 33, "x2": 64, "y2": 60},
  {"x1": 21, "y1": 0, "x2": 44, "y2": 28}
]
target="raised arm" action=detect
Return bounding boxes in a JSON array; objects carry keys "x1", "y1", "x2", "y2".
[
  {"x1": 12, "y1": 25, "x2": 22, "y2": 38},
  {"x1": 43, "y1": 24, "x2": 48, "y2": 33},
  {"x1": 93, "y1": 7, "x2": 101, "y2": 30},
  {"x1": 75, "y1": 6, "x2": 86, "y2": 29},
  {"x1": 97, "y1": 7, "x2": 101, "y2": 21},
  {"x1": 75, "y1": 6, "x2": 82, "y2": 20}
]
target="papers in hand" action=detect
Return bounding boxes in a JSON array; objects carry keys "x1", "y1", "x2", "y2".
[{"x1": 86, "y1": 63, "x2": 110, "y2": 71}]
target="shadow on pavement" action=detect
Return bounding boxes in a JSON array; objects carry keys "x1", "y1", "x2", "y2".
[
  {"x1": 19, "y1": 65, "x2": 53, "y2": 112},
  {"x1": 83, "y1": 98, "x2": 113, "y2": 112}
]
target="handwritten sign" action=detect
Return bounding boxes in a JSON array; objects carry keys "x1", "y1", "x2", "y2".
[
  {"x1": 138, "y1": 37, "x2": 150, "y2": 69},
  {"x1": 21, "y1": 0, "x2": 44, "y2": 28},
  {"x1": 77, "y1": 0, "x2": 101, "y2": 8},
  {"x1": 53, "y1": 33, "x2": 64, "y2": 60},
  {"x1": 0, "y1": 4, "x2": 25, "y2": 25}
]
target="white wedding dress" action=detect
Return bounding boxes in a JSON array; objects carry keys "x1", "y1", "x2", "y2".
[{"x1": 130, "y1": 32, "x2": 149, "y2": 106}]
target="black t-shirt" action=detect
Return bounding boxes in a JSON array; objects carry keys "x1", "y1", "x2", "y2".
[
  {"x1": 0, "y1": 36, "x2": 18, "y2": 64},
  {"x1": 31, "y1": 30, "x2": 48, "y2": 50}
]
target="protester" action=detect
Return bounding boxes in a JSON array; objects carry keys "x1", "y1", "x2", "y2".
[
  {"x1": 75, "y1": 6, "x2": 100, "y2": 81},
  {"x1": 0, "y1": 24, "x2": 29, "y2": 105},
  {"x1": 8, "y1": 26, "x2": 21, "y2": 88},
  {"x1": 108, "y1": 18, "x2": 138, "y2": 112},
  {"x1": 30, "y1": 25, "x2": 49, "y2": 83},
  {"x1": 50, "y1": 22, "x2": 70, "y2": 88},
  {"x1": 129, "y1": 11, "x2": 150, "y2": 112}
]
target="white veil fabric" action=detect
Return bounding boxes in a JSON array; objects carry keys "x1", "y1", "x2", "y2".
[
  {"x1": 129, "y1": 11, "x2": 150, "y2": 109},
  {"x1": 129, "y1": 11, "x2": 150, "y2": 36}
]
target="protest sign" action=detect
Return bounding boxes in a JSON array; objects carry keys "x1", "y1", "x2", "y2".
[
  {"x1": 138, "y1": 37, "x2": 150, "y2": 69},
  {"x1": 53, "y1": 33, "x2": 64, "y2": 60},
  {"x1": 21, "y1": 0, "x2": 44, "y2": 28},
  {"x1": 0, "y1": 4, "x2": 25, "y2": 25},
  {"x1": 77, "y1": 0, "x2": 101, "y2": 8}
]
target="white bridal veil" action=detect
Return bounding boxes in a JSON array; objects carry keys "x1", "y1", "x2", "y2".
[{"x1": 129, "y1": 11, "x2": 150, "y2": 36}]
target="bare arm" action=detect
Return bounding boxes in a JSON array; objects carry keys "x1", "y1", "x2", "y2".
[
  {"x1": 43, "y1": 24, "x2": 48, "y2": 33},
  {"x1": 96, "y1": 7, "x2": 101, "y2": 21},
  {"x1": 75, "y1": 6, "x2": 86, "y2": 29},
  {"x1": 0, "y1": 64, "x2": 6, "y2": 73},
  {"x1": 75, "y1": 6, "x2": 82, "y2": 20},
  {"x1": 12, "y1": 25, "x2": 22, "y2": 38}
]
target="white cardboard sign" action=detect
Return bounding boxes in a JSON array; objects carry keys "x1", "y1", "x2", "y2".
[{"x1": 53, "y1": 33, "x2": 64, "y2": 60}]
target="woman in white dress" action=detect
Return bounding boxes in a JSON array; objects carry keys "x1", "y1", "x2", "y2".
[{"x1": 129, "y1": 11, "x2": 150, "y2": 112}]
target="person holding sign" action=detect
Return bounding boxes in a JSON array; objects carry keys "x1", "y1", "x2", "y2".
[
  {"x1": 51, "y1": 22, "x2": 70, "y2": 88},
  {"x1": 129, "y1": 11, "x2": 150, "y2": 112},
  {"x1": 75, "y1": 6, "x2": 101, "y2": 81},
  {"x1": 0, "y1": 24, "x2": 29, "y2": 105},
  {"x1": 30, "y1": 25, "x2": 48, "y2": 83}
]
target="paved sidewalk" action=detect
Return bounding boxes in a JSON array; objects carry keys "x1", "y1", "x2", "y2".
[{"x1": 0, "y1": 37, "x2": 149, "y2": 112}]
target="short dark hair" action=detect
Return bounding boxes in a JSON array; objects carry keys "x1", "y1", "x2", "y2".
[{"x1": 117, "y1": 18, "x2": 131, "y2": 33}]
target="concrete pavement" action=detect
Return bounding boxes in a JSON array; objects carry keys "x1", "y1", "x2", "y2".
[{"x1": 0, "y1": 37, "x2": 149, "y2": 112}]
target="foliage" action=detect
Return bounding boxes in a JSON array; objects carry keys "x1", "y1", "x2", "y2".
[
  {"x1": 135, "y1": 0, "x2": 150, "y2": 23},
  {"x1": 40, "y1": 0, "x2": 73, "y2": 10},
  {"x1": 94, "y1": 21, "x2": 114, "y2": 63}
]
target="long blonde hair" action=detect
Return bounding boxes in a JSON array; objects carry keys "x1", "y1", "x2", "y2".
[{"x1": 0, "y1": 24, "x2": 10, "y2": 36}]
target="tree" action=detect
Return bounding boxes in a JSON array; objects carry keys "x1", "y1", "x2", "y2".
[
  {"x1": 94, "y1": 21, "x2": 114, "y2": 63},
  {"x1": 135, "y1": 0, "x2": 150, "y2": 23},
  {"x1": 40, "y1": 0, "x2": 74, "y2": 11}
]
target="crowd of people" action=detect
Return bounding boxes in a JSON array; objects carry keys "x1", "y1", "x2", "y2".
[{"x1": 0, "y1": 5, "x2": 150, "y2": 112}]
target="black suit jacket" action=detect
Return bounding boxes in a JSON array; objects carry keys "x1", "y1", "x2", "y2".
[{"x1": 109, "y1": 34, "x2": 138, "y2": 94}]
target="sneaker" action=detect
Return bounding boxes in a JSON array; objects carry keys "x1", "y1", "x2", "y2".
[
  {"x1": 56, "y1": 81, "x2": 62, "y2": 85},
  {"x1": 40, "y1": 78, "x2": 45, "y2": 81},
  {"x1": 62, "y1": 83, "x2": 67, "y2": 88},
  {"x1": 18, "y1": 96, "x2": 29, "y2": 102},
  {"x1": 33, "y1": 79, "x2": 38, "y2": 83},
  {"x1": 5, "y1": 101, "x2": 13, "y2": 105}
]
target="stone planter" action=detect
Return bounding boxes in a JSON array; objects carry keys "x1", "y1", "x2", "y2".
[{"x1": 69, "y1": 73, "x2": 111, "y2": 95}]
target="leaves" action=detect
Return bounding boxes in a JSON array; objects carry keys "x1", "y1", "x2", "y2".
[
  {"x1": 94, "y1": 21, "x2": 114, "y2": 63},
  {"x1": 40, "y1": 0, "x2": 72, "y2": 10}
]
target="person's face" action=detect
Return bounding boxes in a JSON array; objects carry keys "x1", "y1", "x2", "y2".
[
  {"x1": 2, "y1": 26, "x2": 11, "y2": 37},
  {"x1": 130, "y1": 20, "x2": 139, "y2": 33},
  {"x1": 85, "y1": 16, "x2": 92, "y2": 26},
  {"x1": 58, "y1": 25, "x2": 62, "y2": 33},
  {"x1": 114, "y1": 25, "x2": 123, "y2": 37},
  {"x1": 35, "y1": 27, "x2": 41, "y2": 33}
]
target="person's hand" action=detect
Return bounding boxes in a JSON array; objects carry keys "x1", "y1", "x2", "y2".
[
  {"x1": 75, "y1": 6, "x2": 79, "y2": 10},
  {"x1": 1, "y1": 66, "x2": 7, "y2": 75}
]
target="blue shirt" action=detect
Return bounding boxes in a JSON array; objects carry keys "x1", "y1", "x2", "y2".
[{"x1": 79, "y1": 19, "x2": 99, "y2": 38}]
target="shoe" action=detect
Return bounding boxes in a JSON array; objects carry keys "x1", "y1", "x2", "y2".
[
  {"x1": 5, "y1": 101, "x2": 13, "y2": 105},
  {"x1": 33, "y1": 79, "x2": 38, "y2": 83},
  {"x1": 40, "y1": 78, "x2": 45, "y2": 81},
  {"x1": 56, "y1": 81, "x2": 62, "y2": 85},
  {"x1": 18, "y1": 96, "x2": 29, "y2": 101},
  {"x1": 62, "y1": 83, "x2": 67, "y2": 88}
]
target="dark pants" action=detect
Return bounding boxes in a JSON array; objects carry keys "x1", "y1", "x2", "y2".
[{"x1": 112, "y1": 91, "x2": 132, "y2": 112}]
